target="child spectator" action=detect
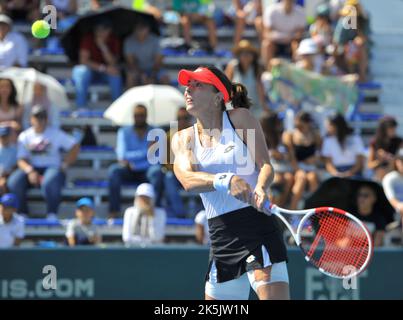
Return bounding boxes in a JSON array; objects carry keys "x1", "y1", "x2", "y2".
[
  {"x1": 66, "y1": 197, "x2": 101, "y2": 246},
  {"x1": 0, "y1": 193, "x2": 24, "y2": 248},
  {"x1": 122, "y1": 183, "x2": 166, "y2": 245}
]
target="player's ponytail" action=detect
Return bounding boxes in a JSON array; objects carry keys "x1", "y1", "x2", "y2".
[{"x1": 230, "y1": 82, "x2": 251, "y2": 110}]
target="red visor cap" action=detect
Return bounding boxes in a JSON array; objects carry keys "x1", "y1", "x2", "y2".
[{"x1": 178, "y1": 67, "x2": 230, "y2": 103}]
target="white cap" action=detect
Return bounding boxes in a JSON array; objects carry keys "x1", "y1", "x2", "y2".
[
  {"x1": 135, "y1": 183, "x2": 155, "y2": 199},
  {"x1": 297, "y1": 38, "x2": 318, "y2": 56}
]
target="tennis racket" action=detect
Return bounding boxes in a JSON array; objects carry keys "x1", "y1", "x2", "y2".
[{"x1": 259, "y1": 199, "x2": 373, "y2": 279}]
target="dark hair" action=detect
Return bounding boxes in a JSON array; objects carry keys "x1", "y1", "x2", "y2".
[
  {"x1": 328, "y1": 113, "x2": 354, "y2": 148},
  {"x1": 373, "y1": 116, "x2": 398, "y2": 150},
  {"x1": 202, "y1": 65, "x2": 252, "y2": 111},
  {"x1": 260, "y1": 111, "x2": 283, "y2": 149},
  {"x1": 295, "y1": 111, "x2": 314, "y2": 131},
  {"x1": 0, "y1": 78, "x2": 18, "y2": 107}
]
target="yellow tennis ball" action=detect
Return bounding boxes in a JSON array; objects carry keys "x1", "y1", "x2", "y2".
[{"x1": 31, "y1": 20, "x2": 51, "y2": 39}]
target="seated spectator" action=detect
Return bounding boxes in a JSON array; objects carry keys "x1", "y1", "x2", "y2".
[
  {"x1": 163, "y1": 107, "x2": 192, "y2": 218},
  {"x1": 225, "y1": 40, "x2": 268, "y2": 119},
  {"x1": 283, "y1": 111, "x2": 321, "y2": 210},
  {"x1": 124, "y1": 21, "x2": 169, "y2": 88},
  {"x1": 0, "y1": 14, "x2": 28, "y2": 69},
  {"x1": 0, "y1": 126, "x2": 16, "y2": 193},
  {"x1": 261, "y1": 0, "x2": 306, "y2": 69},
  {"x1": 66, "y1": 197, "x2": 101, "y2": 246},
  {"x1": 0, "y1": 193, "x2": 24, "y2": 248},
  {"x1": 0, "y1": 77, "x2": 22, "y2": 141},
  {"x1": 72, "y1": 19, "x2": 123, "y2": 107},
  {"x1": 90, "y1": 0, "x2": 119, "y2": 10},
  {"x1": 367, "y1": 116, "x2": 402, "y2": 182},
  {"x1": 229, "y1": 0, "x2": 263, "y2": 46},
  {"x1": 108, "y1": 104, "x2": 164, "y2": 219},
  {"x1": 322, "y1": 113, "x2": 365, "y2": 178},
  {"x1": 352, "y1": 184, "x2": 386, "y2": 247},
  {"x1": 7, "y1": 105, "x2": 80, "y2": 219},
  {"x1": 23, "y1": 82, "x2": 60, "y2": 129},
  {"x1": 173, "y1": 0, "x2": 218, "y2": 53},
  {"x1": 333, "y1": 0, "x2": 370, "y2": 82},
  {"x1": 295, "y1": 38, "x2": 325, "y2": 74},
  {"x1": 309, "y1": 4, "x2": 333, "y2": 51},
  {"x1": 122, "y1": 183, "x2": 166, "y2": 245},
  {"x1": 45, "y1": 0, "x2": 78, "y2": 31},
  {"x1": 382, "y1": 148, "x2": 403, "y2": 228},
  {"x1": 0, "y1": 0, "x2": 40, "y2": 22},
  {"x1": 194, "y1": 209, "x2": 208, "y2": 245},
  {"x1": 260, "y1": 111, "x2": 294, "y2": 208}
]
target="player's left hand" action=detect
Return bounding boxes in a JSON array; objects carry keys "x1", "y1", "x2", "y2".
[{"x1": 253, "y1": 186, "x2": 269, "y2": 212}]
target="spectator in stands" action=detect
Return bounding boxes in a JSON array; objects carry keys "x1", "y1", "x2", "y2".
[
  {"x1": 260, "y1": 111, "x2": 294, "y2": 208},
  {"x1": 45, "y1": 0, "x2": 78, "y2": 31},
  {"x1": 0, "y1": 193, "x2": 24, "y2": 248},
  {"x1": 229, "y1": 0, "x2": 263, "y2": 46},
  {"x1": 309, "y1": 4, "x2": 333, "y2": 51},
  {"x1": 23, "y1": 82, "x2": 60, "y2": 129},
  {"x1": 194, "y1": 209, "x2": 208, "y2": 245},
  {"x1": 66, "y1": 197, "x2": 101, "y2": 246},
  {"x1": 7, "y1": 105, "x2": 80, "y2": 219},
  {"x1": 163, "y1": 107, "x2": 191, "y2": 218},
  {"x1": 0, "y1": 0, "x2": 40, "y2": 22},
  {"x1": 90, "y1": 0, "x2": 119, "y2": 10},
  {"x1": 295, "y1": 38, "x2": 325, "y2": 74},
  {"x1": 0, "y1": 126, "x2": 16, "y2": 193},
  {"x1": 383, "y1": 148, "x2": 403, "y2": 228},
  {"x1": 225, "y1": 40, "x2": 268, "y2": 119},
  {"x1": 72, "y1": 19, "x2": 123, "y2": 108},
  {"x1": 368, "y1": 117, "x2": 402, "y2": 181},
  {"x1": 321, "y1": 113, "x2": 365, "y2": 178},
  {"x1": 108, "y1": 104, "x2": 164, "y2": 219},
  {"x1": 283, "y1": 111, "x2": 321, "y2": 210},
  {"x1": 261, "y1": 0, "x2": 306, "y2": 69},
  {"x1": 0, "y1": 14, "x2": 28, "y2": 69},
  {"x1": 122, "y1": 183, "x2": 166, "y2": 245},
  {"x1": 124, "y1": 21, "x2": 169, "y2": 88},
  {"x1": 0, "y1": 78, "x2": 22, "y2": 141},
  {"x1": 173, "y1": 0, "x2": 218, "y2": 53},
  {"x1": 333, "y1": 0, "x2": 370, "y2": 82},
  {"x1": 353, "y1": 184, "x2": 386, "y2": 247}
]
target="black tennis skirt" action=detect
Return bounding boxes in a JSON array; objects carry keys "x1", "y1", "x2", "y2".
[{"x1": 206, "y1": 206, "x2": 288, "y2": 283}]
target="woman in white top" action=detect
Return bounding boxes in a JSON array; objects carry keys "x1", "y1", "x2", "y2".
[
  {"x1": 122, "y1": 183, "x2": 166, "y2": 245},
  {"x1": 322, "y1": 113, "x2": 365, "y2": 178},
  {"x1": 172, "y1": 66, "x2": 289, "y2": 300}
]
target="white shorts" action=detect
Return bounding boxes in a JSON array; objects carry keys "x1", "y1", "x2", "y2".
[{"x1": 205, "y1": 246, "x2": 289, "y2": 300}]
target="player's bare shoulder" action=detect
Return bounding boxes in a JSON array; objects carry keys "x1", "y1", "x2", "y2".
[
  {"x1": 227, "y1": 108, "x2": 257, "y2": 129},
  {"x1": 171, "y1": 126, "x2": 195, "y2": 155}
]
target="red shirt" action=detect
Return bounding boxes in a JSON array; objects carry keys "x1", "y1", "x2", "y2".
[{"x1": 80, "y1": 33, "x2": 121, "y2": 64}]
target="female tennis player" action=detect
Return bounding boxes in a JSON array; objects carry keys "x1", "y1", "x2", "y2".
[{"x1": 171, "y1": 66, "x2": 289, "y2": 300}]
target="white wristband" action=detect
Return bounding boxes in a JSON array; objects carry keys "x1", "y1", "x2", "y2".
[{"x1": 213, "y1": 173, "x2": 234, "y2": 192}]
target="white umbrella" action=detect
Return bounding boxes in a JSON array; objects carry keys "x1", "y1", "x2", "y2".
[
  {"x1": 0, "y1": 67, "x2": 70, "y2": 109},
  {"x1": 104, "y1": 85, "x2": 185, "y2": 126}
]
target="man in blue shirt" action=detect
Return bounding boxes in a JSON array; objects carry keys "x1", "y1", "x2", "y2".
[{"x1": 108, "y1": 104, "x2": 164, "y2": 218}]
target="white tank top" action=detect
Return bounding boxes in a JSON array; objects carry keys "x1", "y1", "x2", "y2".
[{"x1": 193, "y1": 111, "x2": 259, "y2": 220}]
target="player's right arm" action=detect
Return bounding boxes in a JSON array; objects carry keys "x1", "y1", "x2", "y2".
[{"x1": 171, "y1": 128, "x2": 252, "y2": 204}]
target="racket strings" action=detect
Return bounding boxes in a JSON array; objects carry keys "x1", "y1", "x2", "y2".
[{"x1": 301, "y1": 211, "x2": 370, "y2": 277}]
